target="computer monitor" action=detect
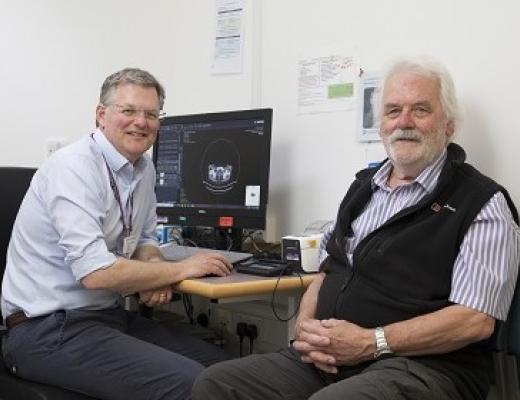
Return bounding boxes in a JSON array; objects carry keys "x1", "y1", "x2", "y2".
[{"x1": 153, "y1": 108, "x2": 273, "y2": 232}]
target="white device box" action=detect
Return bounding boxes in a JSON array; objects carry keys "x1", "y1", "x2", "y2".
[{"x1": 281, "y1": 233, "x2": 323, "y2": 273}]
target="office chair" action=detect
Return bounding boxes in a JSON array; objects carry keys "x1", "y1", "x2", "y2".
[
  {"x1": 491, "y1": 275, "x2": 520, "y2": 400},
  {"x1": 0, "y1": 166, "x2": 97, "y2": 400}
]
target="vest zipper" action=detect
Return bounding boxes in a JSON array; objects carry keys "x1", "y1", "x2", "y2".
[
  {"x1": 334, "y1": 271, "x2": 354, "y2": 318},
  {"x1": 340, "y1": 272, "x2": 353, "y2": 292}
]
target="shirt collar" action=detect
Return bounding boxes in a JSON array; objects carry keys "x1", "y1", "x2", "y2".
[
  {"x1": 91, "y1": 129, "x2": 150, "y2": 180},
  {"x1": 92, "y1": 129, "x2": 130, "y2": 173},
  {"x1": 372, "y1": 148, "x2": 447, "y2": 194}
]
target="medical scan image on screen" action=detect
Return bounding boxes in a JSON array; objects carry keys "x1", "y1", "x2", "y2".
[
  {"x1": 201, "y1": 138, "x2": 240, "y2": 194},
  {"x1": 154, "y1": 112, "x2": 271, "y2": 223}
]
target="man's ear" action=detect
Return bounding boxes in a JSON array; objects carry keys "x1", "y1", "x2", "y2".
[
  {"x1": 446, "y1": 120, "x2": 455, "y2": 138},
  {"x1": 96, "y1": 104, "x2": 106, "y2": 129}
]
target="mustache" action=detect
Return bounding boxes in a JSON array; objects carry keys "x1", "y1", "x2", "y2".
[{"x1": 388, "y1": 129, "x2": 422, "y2": 144}]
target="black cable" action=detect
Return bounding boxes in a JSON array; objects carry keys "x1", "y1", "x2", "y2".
[
  {"x1": 270, "y1": 266, "x2": 305, "y2": 322},
  {"x1": 221, "y1": 228, "x2": 233, "y2": 251},
  {"x1": 236, "y1": 322, "x2": 247, "y2": 357},
  {"x1": 170, "y1": 226, "x2": 183, "y2": 244},
  {"x1": 198, "y1": 227, "x2": 216, "y2": 248},
  {"x1": 182, "y1": 294, "x2": 195, "y2": 324},
  {"x1": 246, "y1": 324, "x2": 258, "y2": 355},
  {"x1": 219, "y1": 321, "x2": 225, "y2": 349},
  {"x1": 181, "y1": 238, "x2": 199, "y2": 248},
  {"x1": 242, "y1": 230, "x2": 263, "y2": 253}
]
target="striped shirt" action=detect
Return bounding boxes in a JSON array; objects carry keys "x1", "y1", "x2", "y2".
[{"x1": 319, "y1": 150, "x2": 520, "y2": 321}]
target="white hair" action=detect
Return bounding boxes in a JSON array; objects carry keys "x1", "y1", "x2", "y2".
[{"x1": 374, "y1": 56, "x2": 461, "y2": 130}]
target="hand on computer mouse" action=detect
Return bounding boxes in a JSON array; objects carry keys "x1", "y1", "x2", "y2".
[{"x1": 181, "y1": 252, "x2": 233, "y2": 278}]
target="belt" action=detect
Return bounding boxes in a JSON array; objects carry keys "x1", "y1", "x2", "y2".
[{"x1": 5, "y1": 311, "x2": 30, "y2": 329}]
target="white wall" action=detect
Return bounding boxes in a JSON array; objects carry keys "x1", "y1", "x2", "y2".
[
  {"x1": 2, "y1": 0, "x2": 520, "y2": 236},
  {"x1": 0, "y1": 0, "x2": 255, "y2": 164},
  {"x1": 260, "y1": 0, "x2": 520, "y2": 235}
]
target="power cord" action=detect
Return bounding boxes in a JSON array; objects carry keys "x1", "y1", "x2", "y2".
[
  {"x1": 236, "y1": 322, "x2": 247, "y2": 357},
  {"x1": 271, "y1": 266, "x2": 304, "y2": 322},
  {"x1": 241, "y1": 230, "x2": 263, "y2": 253},
  {"x1": 236, "y1": 322, "x2": 258, "y2": 356},
  {"x1": 245, "y1": 324, "x2": 258, "y2": 354},
  {"x1": 182, "y1": 294, "x2": 195, "y2": 324}
]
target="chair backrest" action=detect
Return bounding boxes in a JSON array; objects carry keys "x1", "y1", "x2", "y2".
[
  {"x1": 490, "y1": 273, "x2": 520, "y2": 355},
  {"x1": 0, "y1": 166, "x2": 37, "y2": 320},
  {"x1": 506, "y1": 280, "x2": 520, "y2": 356}
]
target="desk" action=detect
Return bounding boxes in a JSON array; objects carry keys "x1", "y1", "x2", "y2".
[
  {"x1": 161, "y1": 242, "x2": 316, "y2": 300},
  {"x1": 174, "y1": 272, "x2": 317, "y2": 346},
  {"x1": 174, "y1": 271, "x2": 316, "y2": 300}
]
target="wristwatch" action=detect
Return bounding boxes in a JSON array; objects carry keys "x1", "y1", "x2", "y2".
[{"x1": 374, "y1": 326, "x2": 393, "y2": 358}]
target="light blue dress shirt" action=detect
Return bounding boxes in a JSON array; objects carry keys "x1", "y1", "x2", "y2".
[{"x1": 1, "y1": 130, "x2": 159, "y2": 319}]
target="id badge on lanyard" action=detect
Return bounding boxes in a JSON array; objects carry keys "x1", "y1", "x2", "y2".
[
  {"x1": 91, "y1": 134, "x2": 138, "y2": 258},
  {"x1": 122, "y1": 234, "x2": 138, "y2": 258},
  {"x1": 103, "y1": 158, "x2": 136, "y2": 258}
]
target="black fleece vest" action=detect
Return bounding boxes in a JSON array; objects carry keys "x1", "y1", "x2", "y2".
[
  {"x1": 314, "y1": 143, "x2": 518, "y2": 399},
  {"x1": 316, "y1": 143, "x2": 518, "y2": 325}
]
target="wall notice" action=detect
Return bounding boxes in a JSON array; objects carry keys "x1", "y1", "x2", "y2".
[{"x1": 297, "y1": 52, "x2": 357, "y2": 114}]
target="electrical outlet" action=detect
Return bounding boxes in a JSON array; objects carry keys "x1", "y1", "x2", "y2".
[
  {"x1": 233, "y1": 313, "x2": 263, "y2": 339},
  {"x1": 216, "y1": 308, "x2": 233, "y2": 334},
  {"x1": 45, "y1": 138, "x2": 67, "y2": 159}
]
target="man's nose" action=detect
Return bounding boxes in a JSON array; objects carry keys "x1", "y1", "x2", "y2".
[
  {"x1": 397, "y1": 110, "x2": 415, "y2": 130},
  {"x1": 133, "y1": 112, "x2": 148, "y2": 127}
]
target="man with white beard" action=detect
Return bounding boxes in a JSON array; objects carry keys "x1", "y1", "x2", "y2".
[{"x1": 192, "y1": 56, "x2": 520, "y2": 400}]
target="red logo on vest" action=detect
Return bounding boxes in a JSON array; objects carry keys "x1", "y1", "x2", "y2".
[{"x1": 431, "y1": 203, "x2": 442, "y2": 212}]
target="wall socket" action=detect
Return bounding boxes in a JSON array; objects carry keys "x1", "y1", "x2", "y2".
[
  {"x1": 232, "y1": 312, "x2": 263, "y2": 337},
  {"x1": 215, "y1": 308, "x2": 233, "y2": 334},
  {"x1": 45, "y1": 138, "x2": 68, "y2": 159}
]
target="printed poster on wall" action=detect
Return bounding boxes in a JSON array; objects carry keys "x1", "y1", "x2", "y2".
[
  {"x1": 297, "y1": 51, "x2": 358, "y2": 114},
  {"x1": 211, "y1": 0, "x2": 244, "y2": 75}
]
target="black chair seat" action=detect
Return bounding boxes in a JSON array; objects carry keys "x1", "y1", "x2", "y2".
[{"x1": 0, "y1": 349, "x2": 96, "y2": 400}]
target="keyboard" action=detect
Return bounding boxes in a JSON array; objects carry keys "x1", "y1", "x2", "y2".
[{"x1": 161, "y1": 243, "x2": 253, "y2": 265}]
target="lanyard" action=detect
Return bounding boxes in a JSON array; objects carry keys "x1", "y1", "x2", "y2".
[
  {"x1": 90, "y1": 133, "x2": 133, "y2": 237},
  {"x1": 104, "y1": 159, "x2": 134, "y2": 237}
]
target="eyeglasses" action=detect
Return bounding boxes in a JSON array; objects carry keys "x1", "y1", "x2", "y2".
[{"x1": 109, "y1": 104, "x2": 165, "y2": 122}]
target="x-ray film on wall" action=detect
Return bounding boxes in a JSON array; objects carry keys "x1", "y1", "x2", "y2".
[{"x1": 358, "y1": 71, "x2": 380, "y2": 142}]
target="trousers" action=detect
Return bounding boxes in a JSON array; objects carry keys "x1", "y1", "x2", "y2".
[
  {"x1": 1, "y1": 307, "x2": 228, "y2": 400},
  {"x1": 191, "y1": 348, "x2": 466, "y2": 400}
]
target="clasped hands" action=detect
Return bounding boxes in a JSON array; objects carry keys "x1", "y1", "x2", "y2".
[{"x1": 292, "y1": 318, "x2": 373, "y2": 374}]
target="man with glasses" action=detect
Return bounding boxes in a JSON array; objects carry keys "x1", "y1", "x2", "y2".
[{"x1": 1, "y1": 68, "x2": 232, "y2": 400}]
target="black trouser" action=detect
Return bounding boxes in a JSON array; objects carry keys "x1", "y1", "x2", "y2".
[
  {"x1": 192, "y1": 348, "x2": 466, "y2": 400},
  {"x1": 2, "y1": 308, "x2": 228, "y2": 400}
]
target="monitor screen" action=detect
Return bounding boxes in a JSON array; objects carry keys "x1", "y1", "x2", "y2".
[{"x1": 153, "y1": 108, "x2": 272, "y2": 230}]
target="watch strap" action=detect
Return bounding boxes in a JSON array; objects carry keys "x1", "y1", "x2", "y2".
[{"x1": 374, "y1": 326, "x2": 393, "y2": 358}]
